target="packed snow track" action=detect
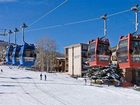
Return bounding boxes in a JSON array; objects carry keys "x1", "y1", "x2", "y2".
[{"x1": 0, "y1": 66, "x2": 140, "y2": 105}]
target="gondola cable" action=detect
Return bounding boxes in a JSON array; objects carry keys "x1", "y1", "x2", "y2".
[
  {"x1": 27, "y1": 8, "x2": 134, "y2": 32},
  {"x1": 29, "y1": 0, "x2": 68, "y2": 27}
]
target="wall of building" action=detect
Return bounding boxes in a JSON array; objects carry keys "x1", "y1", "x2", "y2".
[
  {"x1": 68, "y1": 47, "x2": 73, "y2": 75},
  {"x1": 65, "y1": 43, "x2": 88, "y2": 77},
  {"x1": 67, "y1": 46, "x2": 81, "y2": 76},
  {"x1": 73, "y1": 46, "x2": 81, "y2": 76}
]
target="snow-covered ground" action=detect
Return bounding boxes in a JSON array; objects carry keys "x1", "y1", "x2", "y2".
[{"x1": 0, "y1": 65, "x2": 140, "y2": 105}]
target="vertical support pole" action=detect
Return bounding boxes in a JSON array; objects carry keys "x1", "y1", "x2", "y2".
[
  {"x1": 131, "y1": 4, "x2": 139, "y2": 33},
  {"x1": 14, "y1": 32, "x2": 16, "y2": 44},
  {"x1": 22, "y1": 28, "x2": 25, "y2": 43},
  {"x1": 21, "y1": 23, "x2": 28, "y2": 43},
  {"x1": 104, "y1": 18, "x2": 107, "y2": 38},
  {"x1": 135, "y1": 12, "x2": 138, "y2": 33},
  {"x1": 101, "y1": 14, "x2": 107, "y2": 38},
  {"x1": 8, "y1": 33, "x2": 10, "y2": 44},
  {"x1": 8, "y1": 30, "x2": 13, "y2": 44},
  {"x1": 14, "y1": 28, "x2": 19, "y2": 45}
]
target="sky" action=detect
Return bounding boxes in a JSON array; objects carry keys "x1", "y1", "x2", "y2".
[{"x1": 0, "y1": 0, "x2": 140, "y2": 53}]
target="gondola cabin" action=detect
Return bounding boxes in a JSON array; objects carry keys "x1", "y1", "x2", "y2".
[
  {"x1": 117, "y1": 33, "x2": 140, "y2": 69},
  {"x1": 12, "y1": 45, "x2": 21, "y2": 65},
  {"x1": 6, "y1": 45, "x2": 14, "y2": 64},
  {"x1": 88, "y1": 38, "x2": 111, "y2": 67},
  {"x1": 19, "y1": 43, "x2": 36, "y2": 67}
]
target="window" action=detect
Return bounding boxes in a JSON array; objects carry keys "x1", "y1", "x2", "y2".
[
  {"x1": 82, "y1": 45, "x2": 88, "y2": 50},
  {"x1": 132, "y1": 40, "x2": 140, "y2": 55},
  {"x1": 23, "y1": 49, "x2": 35, "y2": 57},
  {"x1": 119, "y1": 40, "x2": 128, "y2": 48},
  {"x1": 82, "y1": 50, "x2": 87, "y2": 57},
  {"x1": 117, "y1": 39, "x2": 128, "y2": 63},
  {"x1": 131, "y1": 40, "x2": 140, "y2": 62},
  {"x1": 88, "y1": 43, "x2": 96, "y2": 56},
  {"x1": 97, "y1": 43, "x2": 110, "y2": 55},
  {"x1": 88, "y1": 43, "x2": 96, "y2": 61}
]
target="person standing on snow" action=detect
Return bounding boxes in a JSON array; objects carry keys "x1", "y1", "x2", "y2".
[
  {"x1": 40, "y1": 73, "x2": 42, "y2": 80},
  {"x1": 44, "y1": 74, "x2": 47, "y2": 81},
  {"x1": 84, "y1": 78, "x2": 87, "y2": 85}
]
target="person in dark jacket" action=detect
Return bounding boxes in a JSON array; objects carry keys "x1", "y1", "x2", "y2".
[
  {"x1": 44, "y1": 74, "x2": 47, "y2": 81},
  {"x1": 40, "y1": 73, "x2": 42, "y2": 80}
]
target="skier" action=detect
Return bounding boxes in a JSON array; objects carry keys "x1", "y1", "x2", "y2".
[
  {"x1": 1, "y1": 69, "x2": 3, "y2": 72},
  {"x1": 40, "y1": 73, "x2": 42, "y2": 80},
  {"x1": 84, "y1": 78, "x2": 87, "y2": 85},
  {"x1": 44, "y1": 74, "x2": 47, "y2": 81}
]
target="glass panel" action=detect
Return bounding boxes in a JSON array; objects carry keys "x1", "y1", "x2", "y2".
[
  {"x1": 82, "y1": 45, "x2": 88, "y2": 50},
  {"x1": 23, "y1": 49, "x2": 35, "y2": 57},
  {"x1": 131, "y1": 40, "x2": 140, "y2": 62},
  {"x1": 82, "y1": 50, "x2": 87, "y2": 57},
  {"x1": 117, "y1": 39, "x2": 128, "y2": 63},
  {"x1": 88, "y1": 43, "x2": 96, "y2": 61},
  {"x1": 97, "y1": 43, "x2": 110, "y2": 55},
  {"x1": 9, "y1": 47, "x2": 13, "y2": 56},
  {"x1": 132, "y1": 40, "x2": 140, "y2": 54}
]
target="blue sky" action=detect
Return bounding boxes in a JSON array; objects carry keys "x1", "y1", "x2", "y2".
[{"x1": 0, "y1": 0, "x2": 140, "y2": 53}]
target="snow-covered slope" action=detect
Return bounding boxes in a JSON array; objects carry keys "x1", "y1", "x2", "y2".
[{"x1": 0, "y1": 65, "x2": 140, "y2": 105}]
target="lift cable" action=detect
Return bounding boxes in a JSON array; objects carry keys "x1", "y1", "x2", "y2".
[
  {"x1": 29, "y1": 0, "x2": 68, "y2": 27},
  {"x1": 27, "y1": 8, "x2": 133, "y2": 32}
]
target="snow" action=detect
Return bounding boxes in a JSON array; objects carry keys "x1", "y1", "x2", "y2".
[{"x1": 0, "y1": 65, "x2": 140, "y2": 105}]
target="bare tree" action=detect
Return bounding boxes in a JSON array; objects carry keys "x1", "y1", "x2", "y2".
[{"x1": 35, "y1": 37, "x2": 57, "y2": 72}]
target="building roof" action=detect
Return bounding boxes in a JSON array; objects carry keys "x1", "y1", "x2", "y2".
[{"x1": 65, "y1": 43, "x2": 88, "y2": 48}]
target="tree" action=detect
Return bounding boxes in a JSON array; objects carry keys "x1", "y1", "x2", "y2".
[
  {"x1": 87, "y1": 64, "x2": 123, "y2": 85},
  {"x1": 35, "y1": 37, "x2": 57, "y2": 72}
]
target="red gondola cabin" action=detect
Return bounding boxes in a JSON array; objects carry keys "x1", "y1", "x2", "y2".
[
  {"x1": 117, "y1": 33, "x2": 140, "y2": 69},
  {"x1": 88, "y1": 37, "x2": 111, "y2": 67}
]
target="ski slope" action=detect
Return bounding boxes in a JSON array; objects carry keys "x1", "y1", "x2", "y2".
[{"x1": 0, "y1": 65, "x2": 140, "y2": 105}]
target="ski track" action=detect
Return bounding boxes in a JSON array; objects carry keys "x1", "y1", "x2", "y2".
[{"x1": 32, "y1": 78, "x2": 72, "y2": 105}]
